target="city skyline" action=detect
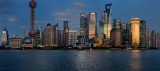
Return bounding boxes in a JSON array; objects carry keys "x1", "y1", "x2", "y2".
[{"x1": 0, "y1": 0, "x2": 160, "y2": 44}]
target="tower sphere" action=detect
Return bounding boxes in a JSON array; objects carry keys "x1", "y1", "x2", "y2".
[{"x1": 29, "y1": 0, "x2": 37, "y2": 8}]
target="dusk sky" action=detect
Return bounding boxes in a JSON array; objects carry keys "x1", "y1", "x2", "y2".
[{"x1": 0, "y1": 0, "x2": 160, "y2": 44}]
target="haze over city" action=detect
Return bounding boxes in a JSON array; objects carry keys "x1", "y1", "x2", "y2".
[{"x1": 0, "y1": 0, "x2": 160, "y2": 44}]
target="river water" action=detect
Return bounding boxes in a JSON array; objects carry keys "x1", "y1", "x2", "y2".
[{"x1": 0, "y1": 50, "x2": 160, "y2": 71}]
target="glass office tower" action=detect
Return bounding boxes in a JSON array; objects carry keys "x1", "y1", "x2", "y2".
[
  {"x1": 80, "y1": 13, "x2": 88, "y2": 39},
  {"x1": 88, "y1": 12, "x2": 97, "y2": 39},
  {"x1": 130, "y1": 18, "x2": 140, "y2": 47},
  {"x1": 105, "y1": 4, "x2": 112, "y2": 39}
]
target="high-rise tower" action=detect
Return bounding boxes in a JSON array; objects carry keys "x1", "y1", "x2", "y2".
[
  {"x1": 105, "y1": 4, "x2": 112, "y2": 39},
  {"x1": 88, "y1": 12, "x2": 97, "y2": 39},
  {"x1": 1, "y1": 27, "x2": 9, "y2": 47},
  {"x1": 130, "y1": 18, "x2": 140, "y2": 47},
  {"x1": 80, "y1": 13, "x2": 88, "y2": 39},
  {"x1": 29, "y1": 0, "x2": 36, "y2": 31},
  {"x1": 29, "y1": 0, "x2": 37, "y2": 46}
]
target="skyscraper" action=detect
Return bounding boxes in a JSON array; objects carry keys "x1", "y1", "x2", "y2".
[
  {"x1": 110, "y1": 19, "x2": 121, "y2": 47},
  {"x1": 29, "y1": 0, "x2": 36, "y2": 31},
  {"x1": 105, "y1": 4, "x2": 112, "y2": 39},
  {"x1": 53, "y1": 23, "x2": 61, "y2": 47},
  {"x1": 151, "y1": 30, "x2": 156, "y2": 48},
  {"x1": 36, "y1": 27, "x2": 42, "y2": 46},
  {"x1": 156, "y1": 33, "x2": 160, "y2": 48},
  {"x1": 58, "y1": 29, "x2": 62, "y2": 47},
  {"x1": 65, "y1": 30, "x2": 77, "y2": 47},
  {"x1": 146, "y1": 28, "x2": 149, "y2": 48},
  {"x1": 29, "y1": 0, "x2": 37, "y2": 46},
  {"x1": 111, "y1": 29, "x2": 121, "y2": 47},
  {"x1": 80, "y1": 13, "x2": 88, "y2": 39},
  {"x1": 64, "y1": 21, "x2": 68, "y2": 30},
  {"x1": 99, "y1": 20, "x2": 104, "y2": 39},
  {"x1": 113, "y1": 19, "x2": 121, "y2": 30},
  {"x1": 88, "y1": 12, "x2": 97, "y2": 39},
  {"x1": 121, "y1": 23, "x2": 130, "y2": 47},
  {"x1": 63, "y1": 21, "x2": 69, "y2": 46},
  {"x1": 42, "y1": 23, "x2": 56, "y2": 47},
  {"x1": 140, "y1": 20, "x2": 146, "y2": 47},
  {"x1": 99, "y1": 9, "x2": 108, "y2": 39},
  {"x1": 1, "y1": 27, "x2": 9, "y2": 47},
  {"x1": 25, "y1": 29, "x2": 29, "y2": 37},
  {"x1": 130, "y1": 18, "x2": 140, "y2": 47}
]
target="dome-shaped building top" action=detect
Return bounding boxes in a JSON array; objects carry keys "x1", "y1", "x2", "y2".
[
  {"x1": 47, "y1": 23, "x2": 51, "y2": 27},
  {"x1": 22, "y1": 37, "x2": 32, "y2": 44},
  {"x1": 29, "y1": 0, "x2": 37, "y2": 8}
]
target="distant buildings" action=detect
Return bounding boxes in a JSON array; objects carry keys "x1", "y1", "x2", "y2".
[
  {"x1": 99, "y1": 9, "x2": 108, "y2": 39},
  {"x1": 140, "y1": 20, "x2": 146, "y2": 47},
  {"x1": 130, "y1": 18, "x2": 140, "y2": 47},
  {"x1": 1, "y1": 2, "x2": 160, "y2": 49},
  {"x1": 65, "y1": 30, "x2": 77, "y2": 47},
  {"x1": 1, "y1": 27, "x2": 9, "y2": 47},
  {"x1": 121, "y1": 23, "x2": 130, "y2": 47},
  {"x1": 25, "y1": 29, "x2": 29, "y2": 37},
  {"x1": 151, "y1": 30, "x2": 156, "y2": 48},
  {"x1": 88, "y1": 12, "x2": 97, "y2": 39},
  {"x1": 105, "y1": 4, "x2": 112, "y2": 39},
  {"x1": 63, "y1": 21, "x2": 69, "y2": 46},
  {"x1": 77, "y1": 35, "x2": 85, "y2": 46},
  {"x1": 146, "y1": 28, "x2": 149, "y2": 48},
  {"x1": 110, "y1": 19, "x2": 121, "y2": 47},
  {"x1": 36, "y1": 27, "x2": 42, "y2": 46},
  {"x1": 42, "y1": 23, "x2": 56, "y2": 47},
  {"x1": 53, "y1": 23, "x2": 61, "y2": 47},
  {"x1": 80, "y1": 13, "x2": 88, "y2": 39},
  {"x1": 9, "y1": 35, "x2": 22, "y2": 48}
]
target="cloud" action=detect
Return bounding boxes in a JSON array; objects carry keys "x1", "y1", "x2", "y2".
[
  {"x1": 0, "y1": 17, "x2": 18, "y2": 23},
  {"x1": 73, "y1": 2, "x2": 86, "y2": 9},
  {"x1": 8, "y1": 18, "x2": 17, "y2": 23},
  {"x1": 53, "y1": 2, "x2": 86, "y2": 22},
  {"x1": 19, "y1": 26, "x2": 27, "y2": 29}
]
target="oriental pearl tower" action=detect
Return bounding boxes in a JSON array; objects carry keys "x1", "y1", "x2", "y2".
[{"x1": 29, "y1": 0, "x2": 37, "y2": 46}]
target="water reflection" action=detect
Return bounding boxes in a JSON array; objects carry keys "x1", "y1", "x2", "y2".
[{"x1": 129, "y1": 50, "x2": 142, "y2": 70}]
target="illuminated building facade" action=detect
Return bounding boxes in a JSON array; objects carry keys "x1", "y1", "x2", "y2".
[
  {"x1": 113, "y1": 19, "x2": 121, "y2": 30},
  {"x1": 9, "y1": 35, "x2": 22, "y2": 48},
  {"x1": 130, "y1": 18, "x2": 140, "y2": 47},
  {"x1": 110, "y1": 28, "x2": 121, "y2": 47},
  {"x1": 42, "y1": 23, "x2": 56, "y2": 47},
  {"x1": 99, "y1": 21, "x2": 104, "y2": 38},
  {"x1": 140, "y1": 20, "x2": 146, "y2": 47},
  {"x1": 105, "y1": 4, "x2": 112, "y2": 39},
  {"x1": 88, "y1": 12, "x2": 97, "y2": 39},
  {"x1": 63, "y1": 21, "x2": 69, "y2": 46},
  {"x1": 65, "y1": 30, "x2": 77, "y2": 47},
  {"x1": 80, "y1": 13, "x2": 88, "y2": 39},
  {"x1": 36, "y1": 27, "x2": 42, "y2": 46},
  {"x1": 1, "y1": 27, "x2": 9, "y2": 47},
  {"x1": 121, "y1": 24, "x2": 130, "y2": 47},
  {"x1": 99, "y1": 9, "x2": 108, "y2": 39}
]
